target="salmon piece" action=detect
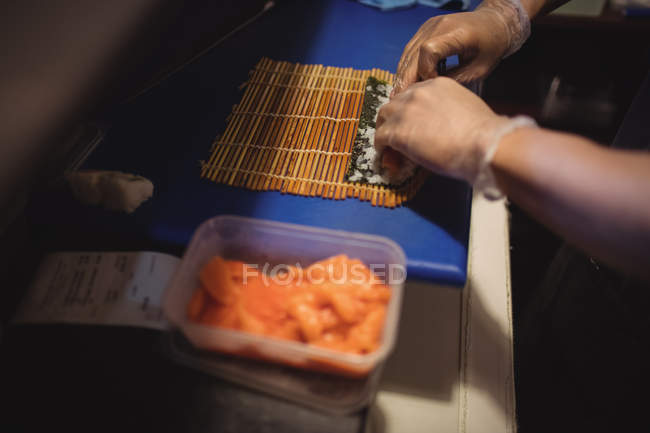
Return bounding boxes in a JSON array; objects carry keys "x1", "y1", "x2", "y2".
[
  {"x1": 200, "y1": 256, "x2": 240, "y2": 305},
  {"x1": 268, "y1": 320, "x2": 301, "y2": 341},
  {"x1": 347, "y1": 306, "x2": 386, "y2": 352},
  {"x1": 312, "y1": 331, "x2": 352, "y2": 353},
  {"x1": 242, "y1": 277, "x2": 288, "y2": 322},
  {"x1": 291, "y1": 287, "x2": 330, "y2": 308},
  {"x1": 237, "y1": 303, "x2": 267, "y2": 335},
  {"x1": 190, "y1": 255, "x2": 391, "y2": 357},
  {"x1": 288, "y1": 301, "x2": 323, "y2": 342},
  {"x1": 346, "y1": 258, "x2": 380, "y2": 286},
  {"x1": 329, "y1": 291, "x2": 360, "y2": 324},
  {"x1": 225, "y1": 259, "x2": 249, "y2": 282},
  {"x1": 318, "y1": 307, "x2": 340, "y2": 330},
  {"x1": 353, "y1": 284, "x2": 391, "y2": 302},
  {"x1": 306, "y1": 254, "x2": 349, "y2": 282},
  {"x1": 381, "y1": 148, "x2": 404, "y2": 177},
  {"x1": 201, "y1": 303, "x2": 239, "y2": 329},
  {"x1": 187, "y1": 288, "x2": 207, "y2": 321}
]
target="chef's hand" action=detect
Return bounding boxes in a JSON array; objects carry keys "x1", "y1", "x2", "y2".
[
  {"x1": 376, "y1": 77, "x2": 512, "y2": 185},
  {"x1": 391, "y1": 0, "x2": 530, "y2": 97}
]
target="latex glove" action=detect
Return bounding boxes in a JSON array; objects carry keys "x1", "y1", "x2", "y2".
[
  {"x1": 392, "y1": 0, "x2": 531, "y2": 96},
  {"x1": 375, "y1": 77, "x2": 536, "y2": 197}
]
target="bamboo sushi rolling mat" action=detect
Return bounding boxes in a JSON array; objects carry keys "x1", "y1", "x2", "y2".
[{"x1": 200, "y1": 57, "x2": 427, "y2": 208}]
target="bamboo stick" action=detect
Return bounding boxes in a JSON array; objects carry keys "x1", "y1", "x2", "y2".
[
  {"x1": 276, "y1": 62, "x2": 313, "y2": 193},
  {"x1": 283, "y1": 63, "x2": 319, "y2": 194},
  {"x1": 237, "y1": 59, "x2": 293, "y2": 187},
  {"x1": 297, "y1": 63, "x2": 330, "y2": 195},
  {"x1": 316, "y1": 67, "x2": 343, "y2": 198},
  {"x1": 333, "y1": 67, "x2": 358, "y2": 200},
  {"x1": 266, "y1": 61, "x2": 305, "y2": 191},
  {"x1": 338, "y1": 68, "x2": 364, "y2": 200},
  {"x1": 227, "y1": 58, "x2": 288, "y2": 186},
  {"x1": 319, "y1": 67, "x2": 350, "y2": 199},
  {"x1": 306, "y1": 66, "x2": 337, "y2": 197},
  {"x1": 212, "y1": 58, "x2": 270, "y2": 183},
  {"x1": 291, "y1": 64, "x2": 326, "y2": 195},
  {"x1": 252, "y1": 61, "x2": 295, "y2": 190},
  {"x1": 210, "y1": 58, "x2": 269, "y2": 182}
]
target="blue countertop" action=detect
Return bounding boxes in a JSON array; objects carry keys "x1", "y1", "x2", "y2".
[{"x1": 38, "y1": 0, "x2": 476, "y2": 286}]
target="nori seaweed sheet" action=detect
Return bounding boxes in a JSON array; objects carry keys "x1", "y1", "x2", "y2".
[{"x1": 345, "y1": 77, "x2": 415, "y2": 187}]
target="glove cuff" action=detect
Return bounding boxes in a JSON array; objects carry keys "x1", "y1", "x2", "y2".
[
  {"x1": 473, "y1": 115, "x2": 538, "y2": 200},
  {"x1": 502, "y1": 0, "x2": 532, "y2": 57},
  {"x1": 479, "y1": 0, "x2": 532, "y2": 58}
]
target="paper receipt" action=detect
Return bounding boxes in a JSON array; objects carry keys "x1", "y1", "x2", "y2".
[{"x1": 12, "y1": 251, "x2": 180, "y2": 330}]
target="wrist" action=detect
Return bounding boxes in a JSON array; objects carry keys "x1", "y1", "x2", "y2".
[
  {"x1": 477, "y1": 0, "x2": 531, "y2": 57},
  {"x1": 474, "y1": 115, "x2": 538, "y2": 199},
  {"x1": 491, "y1": 126, "x2": 535, "y2": 168}
]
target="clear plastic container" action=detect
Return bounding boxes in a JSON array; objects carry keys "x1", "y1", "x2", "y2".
[
  {"x1": 163, "y1": 330, "x2": 386, "y2": 414},
  {"x1": 163, "y1": 215, "x2": 406, "y2": 378}
]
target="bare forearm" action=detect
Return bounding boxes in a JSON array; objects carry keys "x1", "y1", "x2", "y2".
[{"x1": 493, "y1": 128, "x2": 650, "y2": 279}]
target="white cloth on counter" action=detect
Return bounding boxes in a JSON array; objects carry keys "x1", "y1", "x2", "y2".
[
  {"x1": 357, "y1": 0, "x2": 470, "y2": 11},
  {"x1": 65, "y1": 170, "x2": 153, "y2": 213}
]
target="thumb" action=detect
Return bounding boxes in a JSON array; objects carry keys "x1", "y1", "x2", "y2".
[
  {"x1": 391, "y1": 53, "x2": 418, "y2": 99},
  {"x1": 373, "y1": 120, "x2": 393, "y2": 154}
]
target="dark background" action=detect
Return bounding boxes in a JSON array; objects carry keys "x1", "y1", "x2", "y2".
[{"x1": 1, "y1": 1, "x2": 649, "y2": 432}]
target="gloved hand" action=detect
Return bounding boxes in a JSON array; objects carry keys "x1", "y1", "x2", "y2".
[
  {"x1": 391, "y1": 0, "x2": 531, "y2": 96},
  {"x1": 375, "y1": 77, "x2": 536, "y2": 197}
]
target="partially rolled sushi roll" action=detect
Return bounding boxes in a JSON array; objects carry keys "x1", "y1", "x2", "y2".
[{"x1": 345, "y1": 76, "x2": 417, "y2": 187}]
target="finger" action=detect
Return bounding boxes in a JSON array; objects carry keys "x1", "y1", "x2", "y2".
[
  {"x1": 392, "y1": 20, "x2": 435, "y2": 98},
  {"x1": 392, "y1": 49, "x2": 419, "y2": 98},
  {"x1": 373, "y1": 123, "x2": 392, "y2": 154},
  {"x1": 374, "y1": 119, "x2": 402, "y2": 154},
  {"x1": 392, "y1": 64, "x2": 417, "y2": 98},
  {"x1": 375, "y1": 100, "x2": 398, "y2": 130},
  {"x1": 445, "y1": 60, "x2": 490, "y2": 84},
  {"x1": 417, "y1": 37, "x2": 460, "y2": 82},
  {"x1": 375, "y1": 107, "x2": 387, "y2": 131}
]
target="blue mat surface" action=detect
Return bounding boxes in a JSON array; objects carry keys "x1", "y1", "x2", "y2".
[{"x1": 40, "y1": 0, "x2": 478, "y2": 285}]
